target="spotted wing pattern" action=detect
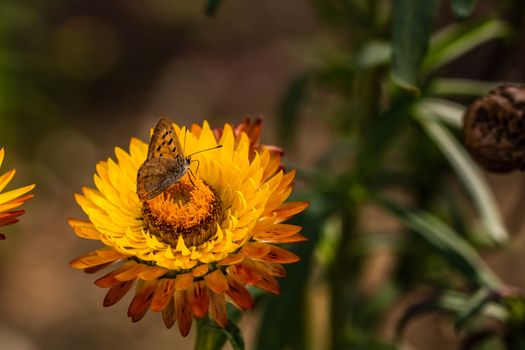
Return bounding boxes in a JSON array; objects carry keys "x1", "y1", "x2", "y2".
[{"x1": 137, "y1": 118, "x2": 189, "y2": 201}]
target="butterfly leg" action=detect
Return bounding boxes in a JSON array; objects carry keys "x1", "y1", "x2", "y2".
[
  {"x1": 190, "y1": 159, "x2": 201, "y2": 174},
  {"x1": 187, "y1": 168, "x2": 197, "y2": 188}
]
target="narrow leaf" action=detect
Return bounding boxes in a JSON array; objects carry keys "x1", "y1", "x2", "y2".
[
  {"x1": 391, "y1": 0, "x2": 440, "y2": 93},
  {"x1": 423, "y1": 19, "x2": 510, "y2": 74},
  {"x1": 427, "y1": 78, "x2": 496, "y2": 98},
  {"x1": 454, "y1": 288, "x2": 497, "y2": 330},
  {"x1": 414, "y1": 107, "x2": 508, "y2": 244},
  {"x1": 416, "y1": 98, "x2": 465, "y2": 128},
  {"x1": 376, "y1": 197, "x2": 502, "y2": 289},
  {"x1": 396, "y1": 290, "x2": 508, "y2": 338}
]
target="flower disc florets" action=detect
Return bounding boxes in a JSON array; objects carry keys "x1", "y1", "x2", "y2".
[{"x1": 142, "y1": 176, "x2": 222, "y2": 247}]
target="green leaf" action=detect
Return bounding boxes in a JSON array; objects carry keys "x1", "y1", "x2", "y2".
[
  {"x1": 396, "y1": 290, "x2": 508, "y2": 338},
  {"x1": 356, "y1": 41, "x2": 392, "y2": 68},
  {"x1": 427, "y1": 78, "x2": 496, "y2": 98},
  {"x1": 376, "y1": 197, "x2": 502, "y2": 289},
  {"x1": 423, "y1": 19, "x2": 510, "y2": 75},
  {"x1": 195, "y1": 316, "x2": 244, "y2": 350},
  {"x1": 450, "y1": 0, "x2": 477, "y2": 20},
  {"x1": 454, "y1": 287, "x2": 497, "y2": 330},
  {"x1": 222, "y1": 321, "x2": 244, "y2": 350},
  {"x1": 416, "y1": 98, "x2": 465, "y2": 128},
  {"x1": 414, "y1": 107, "x2": 508, "y2": 244},
  {"x1": 391, "y1": 0, "x2": 440, "y2": 93}
]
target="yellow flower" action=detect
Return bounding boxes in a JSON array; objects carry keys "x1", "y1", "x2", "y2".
[
  {"x1": 69, "y1": 118, "x2": 308, "y2": 336},
  {"x1": 0, "y1": 148, "x2": 35, "y2": 240}
]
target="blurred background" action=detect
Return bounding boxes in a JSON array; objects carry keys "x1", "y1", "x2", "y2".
[
  {"x1": 0, "y1": 1, "x2": 319, "y2": 349},
  {"x1": 1, "y1": 0, "x2": 525, "y2": 349}
]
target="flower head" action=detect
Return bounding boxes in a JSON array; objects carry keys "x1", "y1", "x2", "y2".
[
  {"x1": 69, "y1": 118, "x2": 308, "y2": 336},
  {"x1": 0, "y1": 148, "x2": 35, "y2": 240}
]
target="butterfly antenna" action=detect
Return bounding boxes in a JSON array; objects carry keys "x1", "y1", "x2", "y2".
[{"x1": 187, "y1": 144, "x2": 223, "y2": 158}]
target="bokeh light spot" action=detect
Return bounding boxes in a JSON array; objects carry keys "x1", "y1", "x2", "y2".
[{"x1": 53, "y1": 16, "x2": 119, "y2": 81}]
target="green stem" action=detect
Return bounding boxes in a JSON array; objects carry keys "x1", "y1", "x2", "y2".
[
  {"x1": 329, "y1": 205, "x2": 358, "y2": 349},
  {"x1": 194, "y1": 317, "x2": 227, "y2": 350}
]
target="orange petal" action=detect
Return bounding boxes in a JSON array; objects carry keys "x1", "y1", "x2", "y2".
[
  {"x1": 84, "y1": 261, "x2": 113, "y2": 274},
  {"x1": 272, "y1": 201, "x2": 309, "y2": 221},
  {"x1": 253, "y1": 224, "x2": 302, "y2": 242},
  {"x1": 263, "y1": 152, "x2": 282, "y2": 180},
  {"x1": 114, "y1": 263, "x2": 149, "y2": 281},
  {"x1": 191, "y1": 123, "x2": 203, "y2": 138},
  {"x1": 68, "y1": 219, "x2": 101, "y2": 239},
  {"x1": 131, "y1": 304, "x2": 149, "y2": 322},
  {"x1": 252, "y1": 264, "x2": 280, "y2": 294},
  {"x1": 0, "y1": 169, "x2": 15, "y2": 192},
  {"x1": 204, "y1": 269, "x2": 228, "y2": 294},
  {"x1": 162, "y1": 297, "x2": 176, "y2": 329},
  {"x1": 275, "y1": 233, "x2": 308, "y2": 243},
  {"x1": 95, "y1": 261, "x2": 136, "y2": 288},
  {"x1": 97, "y1": 249, "x2": 129, "y2": 260},
  {"x1": 175, "y1": 290, "x2": 193, "y2": 337},
  {"x1": 188, "y1": 281, "x2": 209, "y2": 318},
  {"x1": 235, "y1": 117, "x2": 262, "y2": 146},
  {"x1": 137, "y1": 266, "x2": 167, "y2": 280},
  {"x1": 191, "y1": 264, "x2": 209, "y2": 277},
  {"x1": 265, "y1": 188, "x2": 292, "y2": 214},
  {"x1": 103, "y1": 280, "x2": 134, "y2": 307},
  {"x1": 241, "y1": 242, "x2": 272, "y2": 258},
  {"x1": 69, "y1": 249, "x2": 124, "y2": 269},
  {"x1": 0, "y1": 217, "x2": 19, "y2": 226},
  {"x1": 0, "y1": 210, "x2": 23, "y2": 221},
  {"x1": 253, "y1": 245, "x2": 300, "y2": 264},
  {"x1": 217, "y1": 253, "x2": 245, "y2": 266},
  {"x1": 128, "y1": 280, "x2": 157, "y2": 320},
  {"x1": 174, "y1": 273, "x2": 194, "y2": 291},
  {"x1": 11, "y1": 193, "x2": 34, "y2": 204},
  {"x1": 228, "y1": 261, "x2": 263, "y2": 285},
  {"x1": 151, "y1": 279, "x2": 176, "y2": 312},
  {"x1": 225, "y1": 274, "x2": 254, "y2": 310},
  {"x1": 259, "y1": 262, "x2": 287, "y2": 277},
  {"x1": 209, "y1": 290, "x2": 228, "y2": 328},
  {"x1": 280, "y1": 169, "x2": 296, "y2": 189}
]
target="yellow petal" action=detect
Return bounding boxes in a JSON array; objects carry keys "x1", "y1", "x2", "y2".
[
  {"x1": 0, "y1": 169, "x2": 15, "y2": 192},
  {"x1": 0, "y1": 184, "x2": 35, "y2": 205}
]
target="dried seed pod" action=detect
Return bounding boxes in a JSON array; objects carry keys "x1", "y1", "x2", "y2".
[{"x1": 463, "y1": 84, "x2": 525, "y2": 172}]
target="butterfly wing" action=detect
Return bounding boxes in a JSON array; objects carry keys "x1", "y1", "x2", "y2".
[
  {"x1": 137, "y1": 117, "x2": 189, "y2": 201},
  {"x1": 147, "y1": 117, "x2": 185, "y2": 160},
  {"x1": 137, "y1": 157, "x2": 188, "y2": 201}
]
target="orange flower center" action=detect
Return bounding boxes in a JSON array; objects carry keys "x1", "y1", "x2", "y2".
[{"x1": 141, "y1": 175, "x2": 222, "y2": 247}]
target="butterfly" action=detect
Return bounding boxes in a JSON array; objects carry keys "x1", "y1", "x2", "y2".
[
  {"x1": 136, "y1": 117, "x2": 189, "y2": 201},
  {"x1": 137, "y1": 118, "x2": 222, "y2": 201}
]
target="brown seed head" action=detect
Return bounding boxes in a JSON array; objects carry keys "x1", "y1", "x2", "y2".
[{"x1": 463, "y1": 84, "x2": 525, "y2": 172}]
